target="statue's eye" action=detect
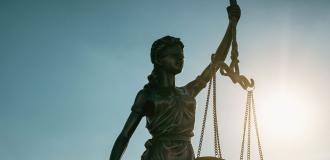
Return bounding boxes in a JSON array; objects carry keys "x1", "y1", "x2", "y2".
[{"x1": 174, "y1": 55, "x2": 184, "y2": 60}]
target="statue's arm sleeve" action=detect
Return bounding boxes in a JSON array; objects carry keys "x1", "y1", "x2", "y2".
[
  {"x1": 110, "y1": 90, "x2": 147, "y2": 160},
  {"x1": 131, "y1": 89, "x2": 148, "y2": 116},
  {"x1": 184, "y1": 63, "x2": 218, "y2": 97}
]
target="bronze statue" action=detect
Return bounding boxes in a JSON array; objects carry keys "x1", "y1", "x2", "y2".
[{"x1": 110, "y1": 4, "x2": 241, "y2": 160}]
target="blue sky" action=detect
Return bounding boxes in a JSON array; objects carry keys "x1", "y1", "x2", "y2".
[{"x1": 1, "y1": 0, "x2": 330, "y2": 160}]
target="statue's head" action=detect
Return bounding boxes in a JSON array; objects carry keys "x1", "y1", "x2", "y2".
[{"x1": 151, "y1": 36, "x2": 184, "y2": 74}]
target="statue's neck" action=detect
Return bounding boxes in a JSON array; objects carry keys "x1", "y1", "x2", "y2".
[{"x1": 157, "y1": 69, "x2": 175, "y2": 89}]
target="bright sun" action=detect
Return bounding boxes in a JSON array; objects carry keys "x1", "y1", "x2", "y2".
[{"x1": 257, "y1": 84, "x2": 317, "y2": 143}]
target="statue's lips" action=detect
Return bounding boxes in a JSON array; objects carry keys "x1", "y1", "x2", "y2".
[
  {"x1": 176, "y1": 62, "x2": 183, "y2": 68},
  {"x1": 176, "y1": 64, "x2": 183, "y2": 70}
]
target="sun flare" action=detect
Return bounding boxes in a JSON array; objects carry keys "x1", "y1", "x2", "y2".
[{"x1": 258, "y1": 84, "x2": 317, "y2": 143}]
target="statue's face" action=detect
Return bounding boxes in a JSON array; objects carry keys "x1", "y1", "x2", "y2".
[{"x1": 158, "y1": 45, "x2": 184, "y2": 74}]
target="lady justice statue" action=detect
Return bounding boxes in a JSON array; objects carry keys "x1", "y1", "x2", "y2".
[{"x1": 110, "y1": 4, "x2": 241, "y2": 160}]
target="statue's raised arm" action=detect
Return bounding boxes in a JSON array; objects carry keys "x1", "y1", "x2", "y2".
[{"x1": 185, "y1": 5, "x2": 241, "y2": 97}]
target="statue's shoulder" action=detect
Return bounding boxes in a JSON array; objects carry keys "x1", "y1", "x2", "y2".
[
  {"x1": 135, "y1": 88, "x2": 151, "y2": 102},
  {"x1": 131, "y1": 88, "x2": 153, "y2": 116},
  {"x1": 175, "y1": 86, "x2": 187, "y2": 94}
]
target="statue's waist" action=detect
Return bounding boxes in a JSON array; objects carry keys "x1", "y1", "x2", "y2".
[{"x1": 152, "y1": 135, "x2": 192, "y2": 142}]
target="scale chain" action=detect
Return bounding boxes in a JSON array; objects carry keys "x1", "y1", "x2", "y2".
[
  {"x1": 196, "y1": 74, "x2": 223, "y2": 158},
  {"x1": 196, "y1": 80, "x2": 212, "y2": 157},
  {"x1": 240, "y1": 91, "x2": 250, "y2": 160},
  {"x1": 212, "y1": 75, "x2": 222, "y2": 158},
  {"x1": 247, "y1": 91, "x2": 252, "y2": 160},
  {"x1": 240, "y1": 91, "x2": 264, "y2": 160},
  {"x1": 251, "y1": 92, "x2": 264, "y2": 160}
]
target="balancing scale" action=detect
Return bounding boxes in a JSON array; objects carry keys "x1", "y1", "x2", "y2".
[{"x1": 195, "y1": 0, "x2": 264, "y2": 160}]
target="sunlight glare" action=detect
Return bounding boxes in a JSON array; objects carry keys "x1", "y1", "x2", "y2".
[{"x1": 258, "y1": 84, "x2": 317, "y2": 144}]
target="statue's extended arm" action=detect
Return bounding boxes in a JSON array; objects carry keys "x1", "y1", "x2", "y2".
[
  {"x1": 110, "y1": 112, "x2": 143, "y2": 160},
  {"x1": 185, "y1": 5, "x2": 241, "y2": 97},
  {"x1": 110, "y1": 90, "x2": 147, "y2": 160}
]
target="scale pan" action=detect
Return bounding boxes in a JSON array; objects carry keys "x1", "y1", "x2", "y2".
[{"x1": 195, "y1": 156, "x2": 225, "y2": 160}]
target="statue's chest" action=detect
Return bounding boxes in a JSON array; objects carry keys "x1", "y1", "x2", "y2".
[{"x1": 148, "y1": 90, "x2": 196, "y2": 116}]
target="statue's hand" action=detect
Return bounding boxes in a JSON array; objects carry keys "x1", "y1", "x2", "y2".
[{"x1": 227, "y1": 4, "x2": 241, "y2": 25}]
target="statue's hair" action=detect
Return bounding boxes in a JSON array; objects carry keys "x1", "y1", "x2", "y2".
[
  {"x1": 145, "y1": 36, "x2": 184, "y2": 89},
  {"x1": 150, "y1": 35, "x2": 184, "y2": 64}
]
